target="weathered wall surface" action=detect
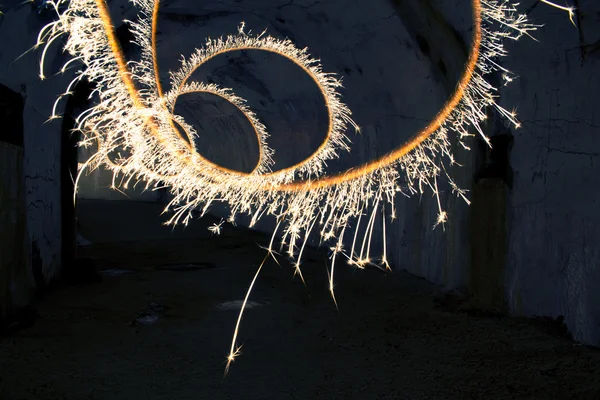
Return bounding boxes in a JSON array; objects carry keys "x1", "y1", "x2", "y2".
[
  {"x1": 0, "y1": 142, "x2": 32, "y2": 321},
  {"x1": 0, "y1": 5, "x2": 67, "y2": 289},
  {"x1": 2, "y1": 0, "x2": 598, "y2": 346},
  {"x1": 0, "y1": 82, "x2": 32, "y2": 324},
  {"x1": 500, "y1": 0, "x2": 600, "y2": 346},
  {"x1": 0, "y1": 82, "x2": 32, "y2": 321},
  {"x1": 0, "y1": 1, "x2": 156, "y2": 307}
]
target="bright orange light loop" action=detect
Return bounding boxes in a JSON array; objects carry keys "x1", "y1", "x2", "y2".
[{"x1": 94, "y1": 0, "x2": 482, "y2": 192}]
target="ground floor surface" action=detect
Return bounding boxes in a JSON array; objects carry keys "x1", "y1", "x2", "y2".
[{"x1": 1, "y1": 200, "x2": 599, "y2": 399}]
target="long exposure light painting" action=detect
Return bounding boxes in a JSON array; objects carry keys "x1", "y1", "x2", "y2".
[{"x1": 36, "y1": 0, "x2": 573, "y2": 373}]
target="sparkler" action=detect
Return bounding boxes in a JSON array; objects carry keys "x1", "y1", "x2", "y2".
[{"x1": 37, "y1": 0, "x2": 573, "y2": 373}]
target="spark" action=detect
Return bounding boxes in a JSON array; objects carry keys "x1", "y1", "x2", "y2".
[
  {"x1": 208, "y1": 219, "x2": 225, "y2": 235},
  {"x1": 37, "y1": 0, "x2": 574, "y2": 374},
  {"x1": 328, "y1": 224, "x2": 346, "y2": 310},
  {"x1": 381, "y1": 206, "x2": 390, "y2": 271},
  {"x1": 539, "y1": 0, "x2": 576, "y2": 25},
  {"x1": 224, "y1": 254, "x2": 269, "y2": 376}
]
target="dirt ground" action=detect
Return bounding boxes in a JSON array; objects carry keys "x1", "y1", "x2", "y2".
[{"x1": 1, "y1": 200, "x2": 599, "y2": 400}]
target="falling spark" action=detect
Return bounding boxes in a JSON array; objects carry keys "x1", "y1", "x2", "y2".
[
  {"x1": 225, "y1": 254, "x2": 269, "y2": 376},
  {"x1": 38, "y1": 0, "x2": 574, "y2": 374},
  {"x1": 208, "y1": 219, "x2": 225, "y2": 235},
  {"x1": 539, "y1": 0, "x2": 576, "y2": 25}
]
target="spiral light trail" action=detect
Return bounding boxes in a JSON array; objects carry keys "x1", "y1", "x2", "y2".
[{"x1": 37, "y1": 0, "x2": 573, "y2": 373}]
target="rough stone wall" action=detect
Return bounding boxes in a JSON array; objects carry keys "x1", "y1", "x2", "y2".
[
  {"x1": 402, "y1": 0, "x2": 600, "y2": 345},
  {"x1": 385, "y1": 0, "x2": 476, "y2": 291},
  {"x1": 501, "y1": 0, "x2": 600, "y2": 346}
]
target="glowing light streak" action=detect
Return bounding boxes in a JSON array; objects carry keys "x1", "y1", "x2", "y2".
[{"x1": 225, "y1": 253, "x2": 270, "y2": 376}]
